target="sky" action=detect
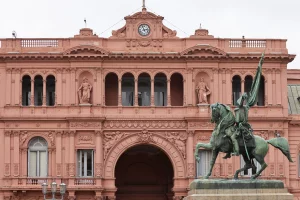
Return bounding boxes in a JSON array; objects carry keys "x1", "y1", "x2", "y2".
[{"x1": 0, "y1": 0, "x2": 299, "y2": 68}]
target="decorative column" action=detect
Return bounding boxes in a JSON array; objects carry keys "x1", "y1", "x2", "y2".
[
  {"x1": 48, "y1": 149, "x2": 53, "y2": 177},
  {"x1": 65, "y1": 68, "x2": 71, "y2": 105},
  {"x1": 151, "y1": 79, "x2": 154, "y2": 106},
  {"x1": 30, "y1": 79, "x2": 34, "y2": 106},
  {"x1": 69, "y1": 130, "x2": 75, "y2": 177},
  {"x1": 241, "y1": 79, "x2": 245, "y2": 94},
  {"x1": 96, "y1": 68, "x2": 102, "y2": 105},
  {"x1": 14, "y1": 69, "x2": 21, "y2": 105},
  {"x1": 56, "y1": 69, "x2": 62, "y2": 105},
  {"x1": 4, "y1": 130, "x2": 11, "y2": 177},
  {"x1": 103, "y1": 78, "x2": 106, "y2": 106},
  {"x1": 225, "y1": 69, "x2": 231, "y2": 105},
  {"x1": 134, "y1": 78, "x2": 138, "y2": 106},
  {"x1": 42, "y1": 79, "x2": 46, "y2": 106},
  {"x1": 275, "y1": 69, "x2": 281, "y2": 105},
  {"x1": 118, "y1": 78, "x2": 122, "y2": 106},
  {"x1": 167, "y1": 79, "x2": 171, "y2": 106},
  {"x1": 267, "y1": 69, "x2": 272, "y2": 105},
  {"x1": 183, "y1": 78, "x2": 187, "y2": 106},
  {"x1": 212, "y1": 68, "x2": 219, "y2": 103},
  {"x1": 13, "y1": 131, "x2": 20, "y2": 176},
  {"x1": 5, "y1": 69, "x2": 12, "y2": 105},
  {"x1": 186, "y1": 68, "x2": 193, "y2": 105},
  {"x1": 70, "y1": 68, "x2": 76, "y2": 105},
  {"x1": 186, "y1": 130, "x2": 195, "y2": 179},
  {"x1": 95, "y1": 131, "x2": 103, "y2": 178},
  {"x1": 56, "y1": 131, "x2": 62, "y2": 176}
]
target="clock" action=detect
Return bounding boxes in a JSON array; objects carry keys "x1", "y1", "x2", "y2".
[{"x1": 138, "y1": 24, "x2": 150, "y2": 36}]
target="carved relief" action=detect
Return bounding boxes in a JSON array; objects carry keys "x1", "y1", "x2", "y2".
[
  {"x1": 228, "y1": 164, "x2": 233, "y2": 176},
  {"x1": 269, "y1": 163, "x2": 275, "y2": 175},
  {"x1": 165, "y1": 132, "x2": 187, "y2": 158},
  {"x1": 279, "y1": 163, "x2": 284, "y2": 176},
  {"x1": 68, "y1": 196, "x2": 76, "y2": 200},
  {"x1": 189, "y1": 122, "x2": 214, "y2": 129},
  {"x1": 137, "y1": 129, "x2": 155, "y2": 143},
  {"x1": 95, "y1": 163, "x2": 103, "y2": 177},
  {"x1": 78, "y1": 134, "x2": 94, "y2": 145},
  {"x1": 196, "y1": 135, "x2": 211, "y2": 142},
  {"x1": 214, "y1": 163, "x2": 221, "y2": 177},
  {"x1": 195, "y1": 77, "x2": 211, "y2": 104},
  {"x1": 104, "y1": 131, "x2": 129, "y2": 159},
  {"x1": 103, "y1": 120, "x2": 187, "y2": 129},
  {"x1": 57, "y1": 163, "x2": 62, "y2": 176},
  {"x1": 5, "y1": 163, "x2": 10, "y2": 176},
  {"x1": 69, "y1": 163, "x2": 75, "y2": 176},
  {"x1": 94, "y1": 196, "x2": 104, "y2": 200},
  {"x1": 13, "y1": 163, "x2": 19, "y2": 176},
  {"x1": 48, "y1": 131, "x2": 55, "y2": 146},
  {"x1": 255, "y1": 131, "x2": 268, "y2": 140},
  {"x1": 20, "y1": 131, "x2": 28, "y2": 145},
  {"x1": 70, "y1": 122, "x2": 101, "y2": 128},
  {"x1": 187, "y1": 163, "x2": 194, "y2": 178}
]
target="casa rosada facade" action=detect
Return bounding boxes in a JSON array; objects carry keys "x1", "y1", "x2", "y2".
[{"x1": 0, "y1": 7, "x2": 299, "y2": 200}]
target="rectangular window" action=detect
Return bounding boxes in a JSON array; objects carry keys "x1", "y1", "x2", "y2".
[
  {"x1": 240, "y1": 157, "x2": 261, "y2": 176},
  {"x1": 28, "y1": 150, "x2": 47, "y2": 177},
  {"x1": 77, "y1": 150, "x2": 94, "y2": 177},
  {"x1": 196, "y1": 150, "x2": 212, "y2": 177}
]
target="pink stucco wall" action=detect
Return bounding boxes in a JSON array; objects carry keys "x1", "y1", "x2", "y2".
[{"x1": 0, "y1": 7, "x2": 298, "y2": 200}]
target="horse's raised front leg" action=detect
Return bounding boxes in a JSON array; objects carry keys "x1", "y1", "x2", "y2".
[
  {"x1": 194, "y1": 142, "x2": 213, "y2": 162},
  {"x1": 204, "y1": 150, "x2": 219, "y2": 179}
]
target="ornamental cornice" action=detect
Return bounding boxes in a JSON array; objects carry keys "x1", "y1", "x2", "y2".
[
  {"x1": 0, "y1": 53, "x2": 295, "y2": 63},
  {"x1": 103, "y1": 120, "x2": 187, "y2": 129}
]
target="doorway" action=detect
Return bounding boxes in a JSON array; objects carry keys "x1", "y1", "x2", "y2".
[{"x1": 115, "y1": 145, "x2": 174, "y2": 200}]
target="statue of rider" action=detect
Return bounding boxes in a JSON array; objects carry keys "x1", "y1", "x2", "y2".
[{"x1": 226, "y1": 53, "x2": 264, "y2": 157}]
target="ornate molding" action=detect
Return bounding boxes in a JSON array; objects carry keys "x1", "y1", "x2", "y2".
[
  {"x1": 165, "y1": 132, "x2": 187, "y2": 158},
  {"x1": 69, "y1": 163, "x2": 75, "y2": 176},
  {"x1": 189, "y1": 122, "x2": 214, "y2": 129},
  {"x1": 5, "y1": 163, "x2": 10, "y2": 177},
  {"x1": 137, "y1": 129, "x2": 155, "y2": 143},
  {"x1": 104, "y1": 131, "x2": 129, "y2": 159},
  {"x1": 57, "y1": 163, "x2": 62, "y2": 176},
  {"x1": 70, "y1": 121, "x2": 101, "y2": 128},
  {"x1": 187, "y1": 163, "x2": 194, "y2": 178},
  {"x1": 95, "y1": 163, "x2": 103, "y2": 178},
  {"x1": 103, "y1": 120, "x2": 187, "y2": 129}
]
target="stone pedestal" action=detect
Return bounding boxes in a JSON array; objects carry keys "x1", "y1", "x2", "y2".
[
  {"x1": 79, "y1": 104, "x2": 92, "y2": 114},
  {"x1": 197, "y1": 104, "x2": 210, "y2": 114},
  {"x1": 184, "y1": 179, "x2": 293, "y2": 200}
]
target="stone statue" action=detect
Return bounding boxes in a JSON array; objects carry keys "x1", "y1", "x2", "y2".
[
  {"x1": 195, "y1": 78, "x2": 211, "y2": 104},
  {"x1": 194, "y1": 53, "x2": 294, "y2": 179},
  {"x1": 78, "y1": 77, "x2": 92, "y2": 104}
]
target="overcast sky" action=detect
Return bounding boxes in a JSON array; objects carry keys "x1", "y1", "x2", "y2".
[{"x1": 0, "y1": 0, "x2": 299, "y2": 68}]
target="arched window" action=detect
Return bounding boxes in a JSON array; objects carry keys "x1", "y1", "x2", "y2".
[
  {"x1": 34, "y1": 75, "x2": 43, "y2": 106},
  {"x1": 171, "y1": 73, "x2": 183, "y2": 106},
  {"x1": 154, "y1": 73, "x2": 167, "y2": 106},
  {"x1": 244, "y1": 75, "x2": 253, "y2": 95},
  {"x1": 232, "y1": 75, "x2": 241, "y2": 106},
  {"x1": 28, "y1": 137, "x2": 48, "y2": 177},
  {"x1": 122, "y1": 73, "x2": 134, "y2": 106},
  {"x1": 105, "y1": 73, "x2": 118, "y2": 106},
  {"x1": 138, "y1": 73, "x2": 150, "y2": 106},
  {"x1": 46, "y1": 75, "x2": 55, "y2": 106},
  {"x1": 22, "y1": 75, "x2": 31, "y2": 106},
  {"x1": 257, "y1": 76, "x2": 265, "y2": 106}
]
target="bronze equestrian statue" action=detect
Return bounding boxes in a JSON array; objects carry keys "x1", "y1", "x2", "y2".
[{"x1": 194, "y1": 54, "x2": 293, "y2": 179}]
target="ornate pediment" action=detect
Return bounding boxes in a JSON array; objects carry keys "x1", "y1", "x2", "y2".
[
  {"x1": 63, "y1": 45, "x2": 110, "y2": 55},
  {"x1": 181, "y1": 44, "x2": 227, "y2": 56},
  {"x1": 110, "y1": 8, "x2": 177, "y2": 39}
]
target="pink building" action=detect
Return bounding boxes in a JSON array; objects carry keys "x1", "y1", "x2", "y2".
[{"x1": 0, "y1": 7, "x2": 299, "y2": 200}]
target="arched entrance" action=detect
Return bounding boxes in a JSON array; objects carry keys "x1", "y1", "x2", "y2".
[{"x1": 115, "y1": 145, "x2": 174, "y2": 200}]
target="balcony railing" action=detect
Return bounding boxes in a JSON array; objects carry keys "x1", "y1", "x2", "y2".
[
  {"x1": 74, "y1": 178, "x2": 96, "y2": 185},
  {"x1": 229, "y1": 39, "x2": 266, "y2": 48},
  {"x1": 21, "y1": 39, "x2": 59, "y2": 47}
]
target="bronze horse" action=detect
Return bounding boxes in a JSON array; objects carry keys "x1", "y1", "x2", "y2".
[{"x1": 194, "y1": 102, "x2": 293, "y2": 179}]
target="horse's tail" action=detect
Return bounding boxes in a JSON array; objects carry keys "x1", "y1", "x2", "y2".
[{"x1": 267, "y1": 137, "x2": 294, "y2": 162}]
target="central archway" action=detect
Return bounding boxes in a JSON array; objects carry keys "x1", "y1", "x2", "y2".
[{"x1": 115, "y1": 145, "x2": 174, "y2": 200}]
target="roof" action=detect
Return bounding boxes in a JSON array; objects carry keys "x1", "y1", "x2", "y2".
[{"x1": 287, "y1": 85, "x2": 300, "y2": 114}]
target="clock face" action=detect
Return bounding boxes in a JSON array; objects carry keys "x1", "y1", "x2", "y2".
[{"x1": 138, "y1": 24, "x2": 150, "y2": 36}]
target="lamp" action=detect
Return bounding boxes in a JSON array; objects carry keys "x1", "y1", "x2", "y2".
[{"x1": 42, "y1": 182, "x2": 66, "y2": 200}]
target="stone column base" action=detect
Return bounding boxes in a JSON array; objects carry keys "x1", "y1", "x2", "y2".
[{"x1": 184, "y1": 179, "x2": 293, "y2": 200}]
